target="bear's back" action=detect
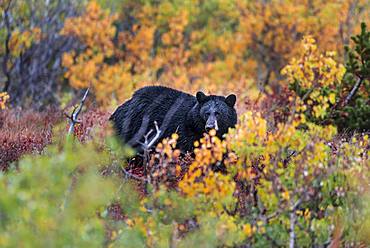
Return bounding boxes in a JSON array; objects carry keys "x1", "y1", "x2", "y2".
[
  {"x1": 111, "y1": 86, "x2": 197, "y2": 151},
  {"x1": 132, "y1": 86, "x2": 193, "y2": 101}
]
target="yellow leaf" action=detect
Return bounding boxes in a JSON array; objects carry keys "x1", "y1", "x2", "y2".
[{"x1": 329, "y1": 93, "x2": 336, "y2": 104}]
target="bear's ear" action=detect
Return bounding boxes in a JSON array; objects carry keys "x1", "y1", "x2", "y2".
[
  {"x1": 196, "y1": 91, "x2": 208, "y2": 104},
  {"x1": 225, "y1": 94, "x2": 236, "y2": 107}
]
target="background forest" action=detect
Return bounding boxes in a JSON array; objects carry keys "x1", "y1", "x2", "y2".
[{"x1": 0, "y1": 0, "x2": 369, "y2": 247}]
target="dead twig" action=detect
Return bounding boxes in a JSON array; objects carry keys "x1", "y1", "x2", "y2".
[
  {"x1": 65, "y1": 88, "x2": 89, "y2": 136},
  {"x1": 121, "y1": 164, "x2": 149, "y2": 182},
  {"x1": 289, "y1": 199, "x2": 302, "y2": 248},
  {"x1": 141, "y1": 121, "x2": 162, "y2": 187},
  {"x1": 122, "y1": 96, "x2": 183, "y2": 187},
  {"x1": 343, "y1": 77, "x2": 363, "y2": 106},
  {"x1": 146, "y1": 121, "x2": 162, "y2": 149}
]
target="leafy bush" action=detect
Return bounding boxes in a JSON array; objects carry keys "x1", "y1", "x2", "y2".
[
  {"x1": 0, "y1": 136, "x2": 126, "y2": 247},
  {"x1": 1, "y1": 112, "x2": 369, "y2": 247},
  {"x1": 283, "y1": 23, "x2": 370, "y2": 132}
]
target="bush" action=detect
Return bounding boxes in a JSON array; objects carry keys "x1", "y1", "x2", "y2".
[
  {"x1": 1, "y1": 115, "x2": 369, "y2": 247},
  {"x1": 333, "y1": 23, "x2": 370, "y2": 131},
  {"x1": 0, "y1": 136, "x2": 127, "y2": 247},
  {"x1": 283, "y1": 23, "x2": 370, "y2": 132},
  {"x1": 0, "y1": 108, "x2": 59, "y2": 171}
]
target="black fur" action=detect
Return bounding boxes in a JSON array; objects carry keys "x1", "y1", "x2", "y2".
[{"x1": 110, "y1": 86, "x2": 237, "y2": 153}]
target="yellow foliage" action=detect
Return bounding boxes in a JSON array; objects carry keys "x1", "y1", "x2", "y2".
[
  {"x1": 282, "y1": 36, "x2": 345, "y2": 89},
  {"x1": 282, "y1": 191, "x2": 290, "y2": 201},
  {"x1": 60, "y1": 1, "x2": 124, "y2": 105},
  {"x1": 243, "y1": 223, "x2": 253, "y2": 237},
  {"x1": 61, "y1": 1, "x2": 117, "y2": 54},
  {"x1": 281, "y1": 36, "x2": 346, "y2": 119},
  {"x1": 237, "y1": 0, "x2": 368, "y2": 62},
  {"x1": 9, "y1": 28, "x2": 41, "y2": 56},
  {"x1": 0, "y1": 92, "x2": 10, "y2": 109},
  {"x1": 178, "y1": 132, "x2": 235, "y2": 212},
  {"x1": 59, "y1": 0, "x2": 368, "y2": 107}
]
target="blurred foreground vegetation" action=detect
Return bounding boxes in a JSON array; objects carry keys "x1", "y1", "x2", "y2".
[{"x1": 1, "y1": 113, "x2": 369, "y2": 247}]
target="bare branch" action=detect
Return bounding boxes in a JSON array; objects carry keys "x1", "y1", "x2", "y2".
[
  {"x1": 121, "y1": 96, "x2": 185, "y2": 190},
  {"x1": 343, "y1": 77, "x2": 363, "y2": 106},
  {"x1": 66, "y1": 88, "x2": 89, "y2": 136},
  {"x1": 139, "y1": 121, "x2": 163, "y2": 190},
  {"x1": 146, "y1": 121, "x2": 162, "y2": 149},
  {"x1": 289, "y1": 199, "x2": 302, "y2": 248},
  {"x1": 121, "y1": 164, "x2": 148, "y2": 182},
  {"x1": 125, "y1": 93, "x2": 167, "y2": 146},
  {"x1": 266, "y1": 210, "x2": 282, "y2": 222},
  {"x1": 144, "y1": 129, "x2": 154, "y2": 140},
  {"x1": 126, "y1": 95, "x2": 184, "y2": 149}
]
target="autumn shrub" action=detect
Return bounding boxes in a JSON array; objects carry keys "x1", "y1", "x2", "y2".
[
  {"x1": 108, "y1": 114, "x2": 369, "y2": 247},
  {"x1": 1, "y1": 0, "x2": 369, "y2": 108},
  {"x1": 0, "y1": 97, "x2": 369, "y2": 247},
  {"x1": 72, "y1": 108, "x2": 111, "y2": 142},
  {"x1": 281, "y1": 36, "x2": 346, "y2": 123},
  {"x1": 58, "y1": 0, "x2": 369, "y2": 107},
  {"x1": 2, "y1": 120, "x2": 368, "y2": 247},
  {"x1": 278, "y1": 23, "x2": 369, "y2": 132},
  {"x1": 0, "y1": 103, "x2": 111, "y2": 171},
  {"x1": 0, "y1": 108, "x2": 59, "y2": 171},
  {"x1": 0, "y1": 136, "x2": 129, "y2": 247},
  {"x1": 224, "y1": 112, "x2": 369, "y2": 246}
]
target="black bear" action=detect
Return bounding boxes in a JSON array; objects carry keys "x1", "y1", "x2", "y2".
[{"x1": 110, "y1": 86, "x2": 237, "y2": 153}]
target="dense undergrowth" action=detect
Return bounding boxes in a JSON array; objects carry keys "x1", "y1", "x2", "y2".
[{"x1": 0, "y1": 107, "x2": 369, "y2": 247}]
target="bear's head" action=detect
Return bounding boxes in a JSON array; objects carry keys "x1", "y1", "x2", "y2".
[{"x1": 194, "y1": 91, "x2": 237, "y2": 137}]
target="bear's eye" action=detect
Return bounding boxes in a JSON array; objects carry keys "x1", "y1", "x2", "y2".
[
  {"x1": 205, "y1": 112, "x2": 210, "y2": 118},
  {"x1": 215, "y1": 111, "x2": 220, "y2": 117}
]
